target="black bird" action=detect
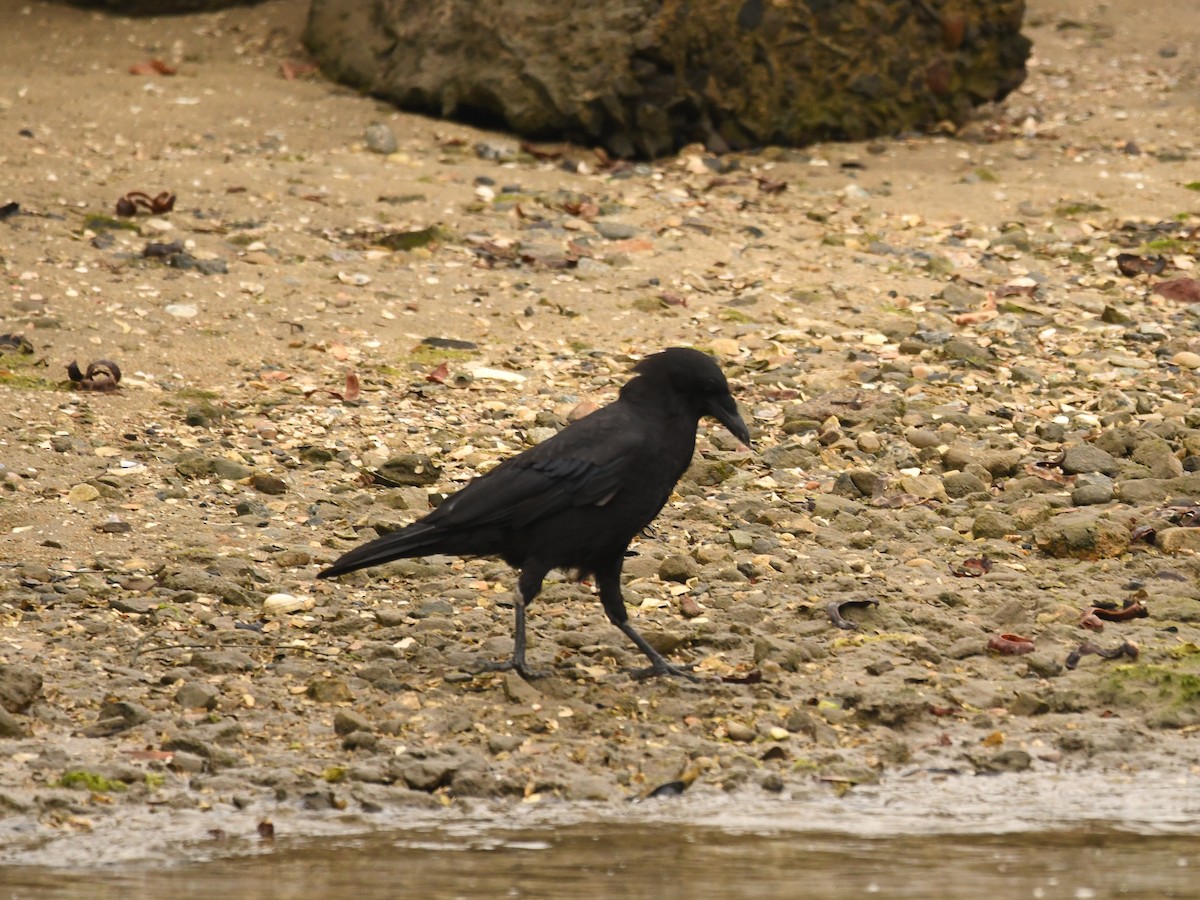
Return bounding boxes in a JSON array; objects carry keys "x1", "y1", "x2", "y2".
[{"x1": 318, "y1": 347, "x2": 751, "y2": 680}]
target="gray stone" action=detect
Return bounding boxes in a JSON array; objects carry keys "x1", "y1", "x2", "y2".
[
  {"x1": 0, "y1": 707, "x2": 25, "y2": 738},
  {"x1": 305, "y1": 0, "x2": 1030, "y2": 159},
  {"x1": 1131, "y1": 437, "x2": 1184, "y2": 479},
  {"x1": 377, "y1": 454, "x2": 442, "y2": 487},
  {"x1": 191, "y1": 649, "x2": 257, "y2": 674},
  {"x1": 658, "y1": 554, "x2": 699, "y2": 583},
  {"x1": 943, "y1": 471, "x2": 988, "y2": 498},
  {"x1": 972, "y1": 509, "x2": 1017, "y2": 539},
  {"x1": 1036, "y1": 512, "x2": 1130, "y2": 560},
  {"x1": 364, "y1": 123, "x2": 398, "y2": 154},
  {"x1": 0, "y1": 665, "x2": 42, "y2": 713},
  {"x1": 334, "y1": 710, "x2": 373, "y2": 736},
  {"x1": 1071, "y1": 472, "x2": 1114, "y2": 506},
  {"x1": 594, "y1": 221, "x2": 638, "y2": 240},
  {"x1": 971, "y1": 749, "x2": 1032, "y2": 773},
  {"x1": 1060, "y1": 444, "x2": 1119, "y2": 476},
  {"x1": 904, "y1": 428, "x2": 940, "y2": 449},
  {"x1": 1157, "y1": 528, "x2": 1200, "y2": 554},
  {"x1": 175, "y1": 682, "x2": 220, "y2": 710},
  {"x1": 211, "y1": 458, "x2": 253, "y2": 481},
  {"x1": 65, "y1": 1, "x2": 265, "y2": 12}
]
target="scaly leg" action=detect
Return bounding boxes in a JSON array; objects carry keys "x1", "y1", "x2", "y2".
[
  {"x1": 475, "y1": 564, "x2": 549, "y2": 680},
  {"x1": 596, "y1": 560, "x2": 698, "y2": 681}
]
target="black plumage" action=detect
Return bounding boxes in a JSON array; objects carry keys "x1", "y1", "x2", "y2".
[{"x1": 318, "y1": 347, "x2": 751, "y2": 679}]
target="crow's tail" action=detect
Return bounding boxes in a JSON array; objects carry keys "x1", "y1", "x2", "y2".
[{"x1": 317, "y1": 522, "x2": 442, "y2": 579}]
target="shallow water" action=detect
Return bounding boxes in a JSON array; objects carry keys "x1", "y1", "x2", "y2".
[{"x1": 3, "y1": 771, "x2": 1198, "y2": 899}]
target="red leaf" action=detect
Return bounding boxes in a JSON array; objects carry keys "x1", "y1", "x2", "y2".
[
  {"x1": 1152, "y1": 278, "x2": 1200, "y2": 303},
  {"x1": 426, "y1": 362, "x2": 450, "y2": 384}
]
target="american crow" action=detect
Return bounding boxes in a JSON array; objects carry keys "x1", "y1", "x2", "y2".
[{"x1": 318, "y1": 347, "x2": 751, "y2": 680}]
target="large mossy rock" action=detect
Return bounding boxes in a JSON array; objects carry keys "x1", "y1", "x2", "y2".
[
  {"x1": 305, "y1": 0, "x2": 1030, "y2": 158},
  {"x1": 60, "y1": 0, "x2": 265, "y2": 12}
]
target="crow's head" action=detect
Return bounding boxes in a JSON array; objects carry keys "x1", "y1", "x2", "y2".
[{"x1": 632, "y1": 347, "x2": 752, "y2": 447}]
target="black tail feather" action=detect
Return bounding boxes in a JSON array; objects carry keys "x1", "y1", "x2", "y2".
[{"x1": 317, "y1": 522, "x2": 440, "y2": 579}]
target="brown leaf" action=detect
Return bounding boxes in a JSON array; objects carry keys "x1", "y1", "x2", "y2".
[
  {"x1": 1116, "y1": 253, "x2": 1166, "y2": 277},
  {"x1": 281, "y1": 60, "x2": 318, "y2": 81},
  {"x1": 343, "y1": 371, "x2": 361, "y2": 402},
  {"x1": 129, "y1": 58, "x2": 176, "y2": 76},
  {"x1": 951, "y1": 556, "x2": 993, "y2": 577},
  {"x1": 987, "y1": 633, "x2": 1035, "y2": 655},
  {"x1": 1152, "y1": 278, "x2": 1200, "y2": 303}
]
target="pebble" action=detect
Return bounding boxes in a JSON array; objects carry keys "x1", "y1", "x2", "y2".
[
  {"x1": 904, "y1": 427, "x2": 940, "y2": 449},
  {"x1": 1071, "y1": 473, "x2": 1114, "y2": 506},
  {"x1": 1156, "y1": 527, "x2": 1200, "y2": 554},
  {"x1": 364, "y1": 123, "x2": 398, "y2": 154},
  {"x1": 1036, "y1": 511, "x2": 1130, "y2": 560},
  {"x1": 725, "y1": 721, "x2": 756, "y2": 742},
  {"x1": 175, "y1": 682, "x2": 219, "y2": 711},
  {"x1": 972, "y1": 509, "x2": 1017, "y2": 539},
  {"x1": 594, "y1": 220, "x2": 638, "y2": 240},
  {"x1": 67, "y1": 483, "x2": 101, "y2": 502},
  {"x1": 1060, "y1": 445, "x2": 1119, "y2": 477},
  {"x1": 263, "y1": 593, "x2": 314, "y2": 615}
]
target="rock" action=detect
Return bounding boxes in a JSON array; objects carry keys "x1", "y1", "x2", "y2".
[
  {"x1": 305, "y1": 0, "x2": 1030, "y2": 158},
  {"x1": 594, "y1": 220, "x2": 638, "y2": 240},
  {"x1": 184, "y1": 401, "x2": 226, "y2": 427},
  {"x1": 972, "y1": 509, "x2": 1016, "y2": 539},
  {"x1": 334, "y1": 710, "x2": 373, "y2": 736},
  {"x1": 377, "y1": 454, "x2": 442, "y2": 486},
  {"x1": 970, "y1": 749, "x2": 1032, "y2": 773},
  {"x1": 725, "y1": 721, "x2": 756, "y2": 742},
  {"x1": 175, "y1": 682, "x2": 220, "y2": 710},
  {"x1": 1060, "y1": 444, "x2": 1119, "y2": 476},
  {"x1": 251, "y1": 474, "x2": 288, "y2": 495},
  {"x1": 0, "y1": 707, "x2": 25, "y2": 738},
  {"x1": 0, "y1": 665, "x2": 42, "y2": 713},
  {"x1": 1116, "y1": 478, "x2": 1170, "y2": 504},
  {"x1": 1071, "y1": 473, "x2": 1114, "y2": 506},
  {"x1": 67, "y1": 483, "x2": 101, "y2": 502},
  {"x1": 64, "y1": 1, "x2": 266, "y2": 12},
  {"x1": 211, "y1": 458, "x2": 253, "y2": 481},
  {"x1": 174, "y1": 451, "x2": 251, "y2": 480},
  {"x1": 658, "y1": 554, "x2": 698, "y2": 583},
  {"x1": 1131, "y1": 437, "x2": 1184, "y2": 479},
  {"x1": 1009, "y1": 692, "x2": 1049, "y2": 716},
  {"x1": 943, "y1": 471, "x2": 988, "y2": 498},
  {"x1": 502, "y1": 673, "x2": 541, "y2": 705},
  {"x1": 364, "y1": 123, "x2": 398, "y2": 154},
  {"x1": 1023, "y1": 654, "x2": 1063, "y2": 679},
  {"x1": 1036, "y1": 512, "x2": 1130, "y2": 560},
  {"x1": 191, "y1": 649, "x2": 257, "y2": 674},
  {"x1": 104, "y1": 590, "x2": 154, "y2": 613},
  {"x1": 729, "y1": 530, "x2": 755, "y2": 550},
  {"x1": 395, "y1": 752, "x2": 461, "y2": 791},
  {"x1": 342, "y1": 731, "x2": 379, "y2": 751},
  {"x1": 904, "y1": 427, "x2": 940, "y2": 449},
  {"x1": 1156, "y1": 527, "x2": 1200, "y2": 554},
  {"x1": 307, "y1": 678, "x2": 354, "y2": 703}
]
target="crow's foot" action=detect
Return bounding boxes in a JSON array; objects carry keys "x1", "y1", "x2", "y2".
[
  {"x1": 473, "y1": 657, "x2": 550, "y2": 681},
  {"x1": 628, "y1": 661, "x2": 701, "y2": 682}
]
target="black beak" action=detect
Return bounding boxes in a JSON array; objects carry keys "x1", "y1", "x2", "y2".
[{"x1": 707, "y1": 393, "x2": 752, "y2": 448}]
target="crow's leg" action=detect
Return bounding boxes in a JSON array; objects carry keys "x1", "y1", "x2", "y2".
[
  {"x1": 474, "y1": 564, "x2": 549, "y2": 681},
  {"x1": 596, "y1": 561, "x2": 698, "y2": 681}
]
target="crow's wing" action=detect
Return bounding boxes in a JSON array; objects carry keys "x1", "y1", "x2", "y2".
[{"x1": 428, "y1": 409, "x2": 643, "y2": 532}]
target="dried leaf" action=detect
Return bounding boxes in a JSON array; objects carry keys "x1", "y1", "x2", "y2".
[{"x1": 1152, "y1": 278, "x2": 1200, "y2": 303}]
